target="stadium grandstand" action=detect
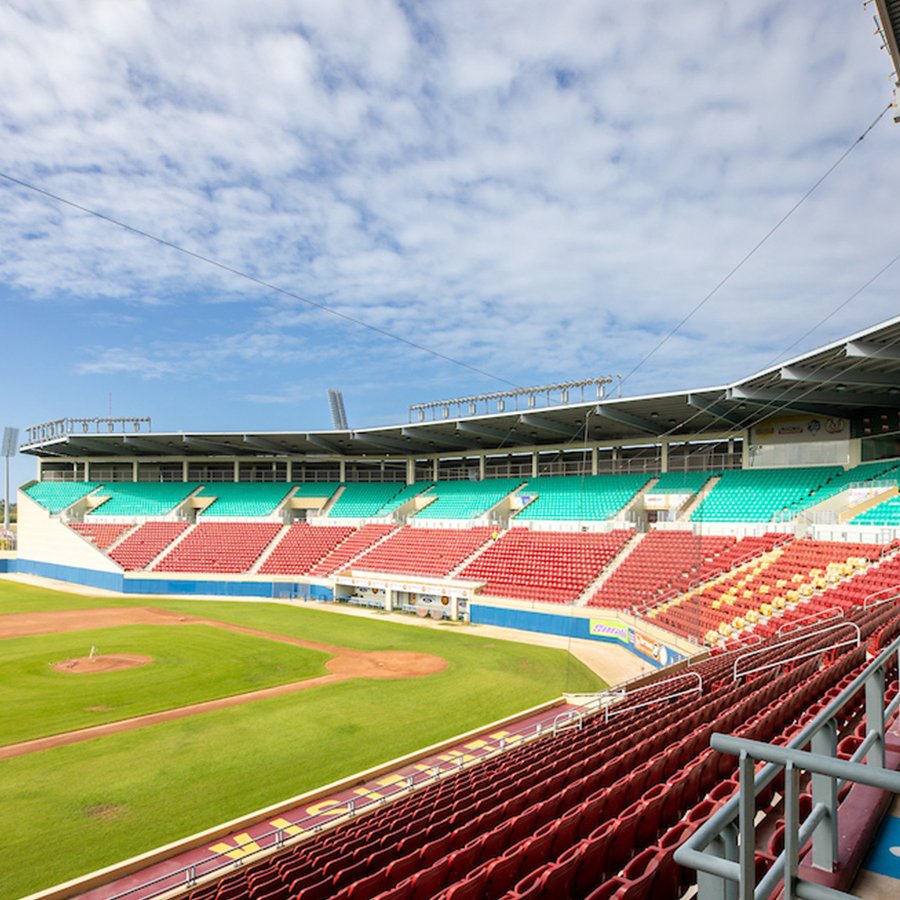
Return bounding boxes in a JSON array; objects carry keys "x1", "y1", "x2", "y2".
[{"x1": 5, "y1": 313, "x2": 900, "y2": 899}]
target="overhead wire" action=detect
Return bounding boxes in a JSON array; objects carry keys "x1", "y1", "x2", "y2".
[
  {"x1": 618, "y1": 103, "x2": 893, "y2": 390},
  {"x1": 0, "y1": 170, "x2": 522, "y2": 391}
]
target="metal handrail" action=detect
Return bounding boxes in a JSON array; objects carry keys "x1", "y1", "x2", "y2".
[
  {"x1": 732, "y1": 621, "x2": 860, "y2": 682},
  {"x1": 863, "y1": 585, "x2": 900, "y2": 608},
  {"x1": 776, "y1": 606, "x2": 844, "y2": 636},
  {"x1": 676, "y1": 628, "x2": 900, "y2": 900},
  {"x1": 604, "y1": 670, "x2": 703, "y2": 720}
]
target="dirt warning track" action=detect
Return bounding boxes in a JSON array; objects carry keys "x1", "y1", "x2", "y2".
[{"x1": 0, "y1": 607, "x2": 446, "y2": 760}]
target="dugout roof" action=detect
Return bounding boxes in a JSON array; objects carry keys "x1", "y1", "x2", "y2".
[{"x1": 21, "y1": 315, "x2": 900, "y2": 459}]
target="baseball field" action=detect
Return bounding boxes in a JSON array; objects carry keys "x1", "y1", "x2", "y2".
[{"x1": 0, "y1": 578, "x2": 605, "y2": 898}]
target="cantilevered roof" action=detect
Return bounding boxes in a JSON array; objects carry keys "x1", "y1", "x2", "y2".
[
  {"x1": 876, "y1": 1, "x2": 900, "y2": 82},
  {"x1": 21, "y1": 316, "x2": 900, "y2": 460}
]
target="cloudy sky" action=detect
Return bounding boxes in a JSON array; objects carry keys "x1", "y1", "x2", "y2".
[{"x1": 2, "y1": 0, "x2": 899, "y2": 483}]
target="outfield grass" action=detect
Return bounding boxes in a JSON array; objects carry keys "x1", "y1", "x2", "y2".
[
  {"x1": 0, "y1": 624, "x2": 329, "y2": 743},
  {"x1": 0, "y1": 583, "x2": 605, "y2": 898}
]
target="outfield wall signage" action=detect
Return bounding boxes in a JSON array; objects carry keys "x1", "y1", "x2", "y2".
[{"x1": 588, "y1": 618, "x2": 629, "y2": 644}]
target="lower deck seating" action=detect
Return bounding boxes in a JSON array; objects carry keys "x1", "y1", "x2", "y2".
[
  {"x1": 259, "y1": 525, "x2": 355, "y2": 575},
  {"x1": 69, "y1": 522, "x2": 131, "y2": 550},
  {"x1": 184, "y1": 569, "x2": 900, "y2": 900},
  {"x1": 589, "y1": 531, "x2": 735, "y2": 609},
  {"x1": 351, "y1": 526, "x2": 493, "y2": 577},
  {"x1": 458, "y1": 529, "x2": 633, "y2": 604},
  {"x1": 649, "y1": 539, "x2": 885, "y2": 641},
  {"x1": 108, "y1": 521, "x2": 191, "y2": 570},
  {"x1": 153, "y1": 523, "x2": 282, "y2": 573},
  {"x1": 309, "y1": 524, "x2": 399, "y2": 575}
]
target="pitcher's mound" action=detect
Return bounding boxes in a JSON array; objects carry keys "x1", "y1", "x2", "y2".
[{"x1": 53, "y1": 654, "x2": 152, "y2": 674}]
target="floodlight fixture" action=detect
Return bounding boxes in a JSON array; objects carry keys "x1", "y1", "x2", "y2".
[{"x1": 327, "y1": 389, "x2": 349, "y2": 431}]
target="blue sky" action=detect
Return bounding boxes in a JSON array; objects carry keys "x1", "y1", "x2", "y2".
[{"x1": 2, "y1": 0, "x2": 900, "y2": 487}]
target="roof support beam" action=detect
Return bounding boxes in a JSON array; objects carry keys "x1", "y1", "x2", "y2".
[
  {"x1": 351, "y1": 434, "x2": 423, "y2": 453},
  {"x1": 242, "y1": 435, "x2": 290, "y2": 454},
  {"x1": 845, "y1": 341, "x2": 900, "y2": 361},
  {"x1": 686, "y1": 394, "x2": 747, "y2": 429},
  {"x1": 779, "y1": 365, "x2": 900, "y2": 388},
  {"x1": 595, "y1": 405, "x2": 663, "y2": 435},
  {"x1": 518, "y1": 414, "x2": 582, "y2": 439},
  {"x1": 182, "y1": 436, "x2": 241, "y2": 454},
  {"x1": 123, "y1": 435, "x2": 180, "y2": 454},
  {"x1": 304, "y1": 434, "x2": 344, "y2": 454},
  {"x1": 456, "y1": 421, "x2": 517, "y2": 443},
  {"x1": 401, "y1": 427, "x2": 473, "y2": 449},
  {"x1": 729, "y1": 385, "x2": 898, "y2": 409}
]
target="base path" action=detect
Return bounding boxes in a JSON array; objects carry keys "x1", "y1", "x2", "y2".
[{"x1": 0, "y1": 607, "x2": 446, "y2": 760}]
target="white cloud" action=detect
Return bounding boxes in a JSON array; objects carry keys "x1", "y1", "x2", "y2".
[{"x1": 1, "y1": 0, "x2": 898, "y2": 421}]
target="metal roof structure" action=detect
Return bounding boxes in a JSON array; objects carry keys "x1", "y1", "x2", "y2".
[
  {"x1": 876, "y1": 0, "x2": 900, "y2": 83},
  {"x1": 20, "y1": 316, "x2": 900, "y2": 461}
]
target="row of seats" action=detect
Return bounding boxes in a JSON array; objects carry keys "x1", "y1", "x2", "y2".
[
  {"x1": 414, "y1": 480, "x2": 524, "y2": 520},
  {"x1": 649, "y1": 538, "x2": 884, "y2": 641},
  {"x1": 327, "y1": 484, "x2": 430, "y2": 519},
  {"x1": 259, "y1": 524, "x2": 355, "y2": 575},
  {"x1": 515, "y1": 475, "x2": 650, "y2": 522},
  {"x1": 352, "y1": 527, "x2": 494, "y2": 577},
  {"x1": 459, "y1": 530, "x2": 633, "y2": 604},
  {"x1": 590, "y1": 532, "x2": 735, "y2": 610},
  {"x1": 183, "y1": 574, "x2": 900, "y2": 900},
  {"x1": 109, "y1": 522, "x2": 191, "y2": 571},
  {"x1": 153, "y1": 523, "x2": 282, "y2": 573},
  {"x1": 69, "y1": 522, "x2": 131, "y2": 550}
]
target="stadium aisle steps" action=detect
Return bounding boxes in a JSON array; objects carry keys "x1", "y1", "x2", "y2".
[
  {"x1": 259, "y1": 524, "x2": 357, "y2": 576},
  {"x1": 309, "y1": 524, "x2": 400, "y2": 576},
  {"x1": 108, "y1": 521, "x2": 192, "y2": 571}
]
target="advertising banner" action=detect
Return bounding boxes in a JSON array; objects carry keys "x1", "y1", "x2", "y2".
[{"x1": 588, "y1": 618, "x2": 630, "y2": 644}]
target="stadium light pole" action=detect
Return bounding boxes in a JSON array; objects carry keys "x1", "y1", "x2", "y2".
[{"x1": 2, "y1": 427, "x2": 18, "y2": 535}]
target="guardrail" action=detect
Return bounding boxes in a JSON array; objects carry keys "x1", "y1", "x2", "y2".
[
  {"x1": 676, "y1": 629, "x2": 900, "y2": 900},
  {"x1": 732, "y1": 621, "x2": 860, "y2": 682}
]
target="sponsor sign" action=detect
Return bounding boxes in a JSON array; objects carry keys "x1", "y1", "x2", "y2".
[
  {"x1": 589, "y1": 618, "x2": 630, "y2": 644},
  {"x1": 752, "y1": 414, "x2": 848, "y2": 445},
  {"x1": 644, "y1": 492, "x2": 690, "y2": 510}
]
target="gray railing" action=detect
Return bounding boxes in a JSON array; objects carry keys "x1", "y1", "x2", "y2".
[{"x1": 676, "y1": 629, "x2": 900, "y2": 900}]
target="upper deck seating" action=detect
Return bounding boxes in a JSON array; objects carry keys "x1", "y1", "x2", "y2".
[
  {"x1": 69, "y1": 522, "x2": 131, "y2": 550},
  {"x1": 649, "y1": 471, "x2": 717, "y2": 494},
  {"x1": 515, "y1": 474, "x2": 650, "y2": 521},
  {"x1": 458, "y1": 529, "x2": 633, "y2": 604},
  {"x1": 785, "y1": 459, "x2": 900, "y2": 517},
  {"x1": 87, "y1": 482, "x2": 200, "y2": 517},
  {"x1": 183, "y1": 577, "x2": 900, "y2": 900},
  {"x1": 153, "y1": 522, "x2": 281, "y2": 573},
  {"x1": 412, "y1": 479, "x2": 523, "y2": 520},
  {"x1": 851, "y1": 493, "x2": 900, "y2": 526},
  {"x1": 690, "y1": 466, "x2": 841, "y2": 522},
  {"x1": 351, "y1": 526, "x2": 493, "y2": 576},
  {"x1": 259, "y1": 525, "x2": 355, "y2": 575},
  {"x1": 326, "y1": 483, "x2": 431, "y2": 519},
  {"x1": 22, "y1": 481, "x2": 100, "y2": 514},
  {"x1": 308, "y1": 524, "x2": 398, "y2": 576},
  {"x1": 589, "y1": 531, "x2": 735, "y2": 610},
  {"x1": 109, "y1": 521, "x2": 191, "y2": 571},
  {"x1": 197, "y1": 483, "x2": 296, "y2": 517}
]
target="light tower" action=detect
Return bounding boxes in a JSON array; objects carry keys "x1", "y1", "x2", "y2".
[{"x1": 2, "y1": 427, "x2": 18, "y2": 535}]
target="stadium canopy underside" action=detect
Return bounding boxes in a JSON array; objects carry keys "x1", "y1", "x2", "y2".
[{"x1": 20, "y1": 315, "x2": 900, "y2": 463}]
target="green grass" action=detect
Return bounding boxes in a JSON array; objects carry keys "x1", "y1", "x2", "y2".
[
  {"x1": 0, "y1": 578, "x2": 136, "y2": 614},
  {"x1": 0, "y1": 585, "x2": 605, "y2": 898},
  {"x1": 0, "y1": 624, "x2": 329, "y2": 743}
]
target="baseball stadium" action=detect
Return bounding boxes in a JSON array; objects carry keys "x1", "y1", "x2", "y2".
[{"x1": 4, "y1": 4, "x2": 900, "y2": 900}]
